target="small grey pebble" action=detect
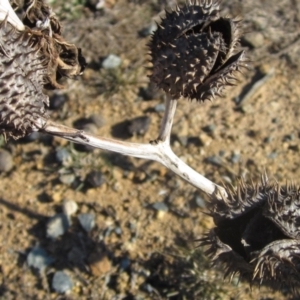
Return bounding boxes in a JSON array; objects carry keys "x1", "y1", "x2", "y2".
[
  {"x1": 219, "y1": 150, "x2": 226, "y2": 157},
  {"x1": 59, "y1": 173, "x2": 76, "y2": 185},
  {"x1": 27, "y1": 247, "x2": 54, "y2": 271},
  {"x1": 55, "y1": 148, "x2": 72, "y2": 164},
  {"x1": 221, "y1": 175, "x2": 232, "y2": 184},
  {"x1": 128, "y1": 116, "x2": 151, "y2": 136},
  {"x1": 19, "y1": 132, "x2": 41, "y2": 143},
  {"x1": 86, "y1": 171, "x2": 105, "y2": 188},
  {"x1": 268, "y1": 151, "x2": 278, "y2": 159},
  {"x1": 0, "y1": 150, "x2": 13, "y2": 172},
  {"x1": 78, "y1": 213, "x2": 95, "y2": 232},
  {"x1": 115, "y1": 227, "x2": 122, "y2": 235},
  {"x1": 138, "y1": 22, "x2": 157, "y2": 37},
  {"x1": 62, "y1": 200, "x2": 78, "y2": 216},
  {"x1": 52, "y1": 271, "x2": 73, "y2": 294},
  {"x1": 152, "y1": 202, "x2": 169, "y2": 212},
  {"x1": 243, "y1": 32, "x2": 265, "y2": 48},
  {"x1": 47, "y1": 214, "x2": 71, "y2": 239},
  {"x1": 102, "y1": 54, "x2": 121, "y2": 69},
  {"x1": 154, "y1": 103, "x2": 165, "y2": 112},
  {"x1": 231, "y1": 152, "x2": 240, "y2": 164},
  {"x1": 195, "y1": 195, "x2": 206, "y2": 208},
  {"x1": 206, "y1": 156, "x2": 222, "y2": 166},
  {"x1": 142, "y1": 283, "x2": 154, "y2": 293},
  {"x1": 120, "y1": 257, "x2": 130, "y2": 270},
  {"x1": 49, "y1": 93, "x2": 68, "y2": 110}
]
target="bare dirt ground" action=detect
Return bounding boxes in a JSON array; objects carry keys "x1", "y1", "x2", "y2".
[{"x1": 1, "y1": 0, "x2": 300, "y2": 299}]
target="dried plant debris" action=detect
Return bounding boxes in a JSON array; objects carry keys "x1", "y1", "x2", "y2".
[
  {"x1": 199, "y1": 175, "x2": 300, "y2": 291},
  {"x1": 9, "y1": 0, "x2": 86, "y2": 89},
  {"x1": 0, "y1": 0, "x2": 86, "y2": 139},
  {"x1": 149, "y1": 0, "x2": 247, "y2": 101}
]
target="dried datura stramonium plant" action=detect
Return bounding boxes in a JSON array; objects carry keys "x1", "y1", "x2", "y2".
[
  {"x1": 199, "y1": 175, "x2": 300, "y2": 290},
  {"x1": 1, "y1": 0, "x2": 300, "y2": 293}
]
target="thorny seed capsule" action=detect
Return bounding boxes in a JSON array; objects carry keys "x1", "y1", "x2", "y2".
[
  {"x1": 198, "y1": 175, "x2": 300, "y2": 291},
  {"x1": 149, "y1": 0, "x2": 247, "y2": 101},
  {"x1": 0, "y1": 21, "x2": 49, "y2": 139}
]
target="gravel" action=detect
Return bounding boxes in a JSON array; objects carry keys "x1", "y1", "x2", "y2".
[
  {"x1": 0, "y1": 149, "x2": 13, "y2": 172},
  {"x1": 102, "y1": 54, "x2": 122, "y2": 69},
  {"x1": 78, "y1": 213, "x2": 95, "y2": 232},
  {"x1": 27, "y1": 246, "x2": 54, "y2": 272},
  {"x1": 52, "y1": 271, "x2": 73, "y2": 294},
  {"x1": 46, "y1": 213, "x2": 71, "y2": 239}
]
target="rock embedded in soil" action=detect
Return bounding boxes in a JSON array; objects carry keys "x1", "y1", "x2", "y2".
[
  {"x1": 243, "y1": 32, "x2": 265, "y2": 48},
  {"x1": 88, "y1": 251, "x2": 112, "y2": 276},
  {"x1": 59, "y1": 173, "x2": 76, "y2": 185},
  {"x1": 120, "y1": 257, "x2": 130, "y2": 271},
  {"x1": 102, "y1": 54, "x2": 122, "y2": 69},
  {"x1": 27, "y1": 247, "x2": 54, "y2": 272},
  {"x1": 0, "y1": 149, "x2": 13, "y2": 172},
  {"x1": 127, "y1": 116, "x2": 151, "y2": 136},
  {"x1": 49, "y1": 93, "x2": 68, "y2": 110},
  {"x1": 138, "y1": 22, "x2": 158, "y2": 37},
  {"x1": 46, "y1": 213, "x2": 71, "y2": 239},
  {"x1": 62, "y1": 200, "x2": 78, "y2": 217},
  {"x1": 78, "y1": 213, "x2": 95, "y2": 232},
  {"x1": 52, "y1": 271, "x2": 73, "y2": 294},
  {"x1": 55, "y1": 148, "x2": 72, "y2": 164},
  {"x1": 86, "y1": 170, "x2": 105, "y2": 188},
  {"x1": 194, "y1": 195, "x2": 206, "y2": 208},
  {"x1": 154, "y1": 103, "x2": 165, "y2": 112},
  {"x1": 152, "y1": 202, "x2": 169, "y2": 212}
]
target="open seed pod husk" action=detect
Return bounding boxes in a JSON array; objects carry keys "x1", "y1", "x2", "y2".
[
  {"x1": 198, "y1": 175, "x2": 300, "y2": 292},
  {"x1": 9, "y1": 0, "x2": 86, "y2": 89},
  {"x1": 0, "y1": 0, "x2": 87, "y2": 139},
  {"x1": 149, "y1": 0, "x2": 247, "y2": 101}
]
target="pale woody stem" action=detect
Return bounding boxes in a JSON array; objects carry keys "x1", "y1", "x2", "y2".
[
  {"x1": 42, "y1": 119, "x2": 227, "y2": 198},
  {"x1": 156, "y1": 93, "x2": 177, "y2": 143}
]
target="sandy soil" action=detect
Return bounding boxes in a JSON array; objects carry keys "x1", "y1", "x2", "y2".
[{"x1": 1, "y1": 0, "x2": 300, "y2": 299}]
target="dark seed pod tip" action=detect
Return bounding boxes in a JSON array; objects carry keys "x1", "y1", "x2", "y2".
[{"x1": 149, "y1": 0, "x2": 247, "y2": 102}]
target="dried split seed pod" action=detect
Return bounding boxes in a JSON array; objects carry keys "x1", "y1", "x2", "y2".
[
  {"x1": 149, "y1": 0, "x2": 247, "y2": 101},
  {"x1": 0, "y1": 0, "x2": 87, "y2": 139},
  {"x1": 198, "y1": 175, "x2": 300, "y2": 291}
]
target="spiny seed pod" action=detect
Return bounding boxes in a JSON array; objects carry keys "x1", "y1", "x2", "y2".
[
  {"x1": 149, "y1": 0, "x2": 247, "y2": 101},
  {"x1": 198, "y1": 175, "x2": 300, "y2": 291},
  {"x1": 0, "y1": 21, "x2": 49, "y2": 139}
]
